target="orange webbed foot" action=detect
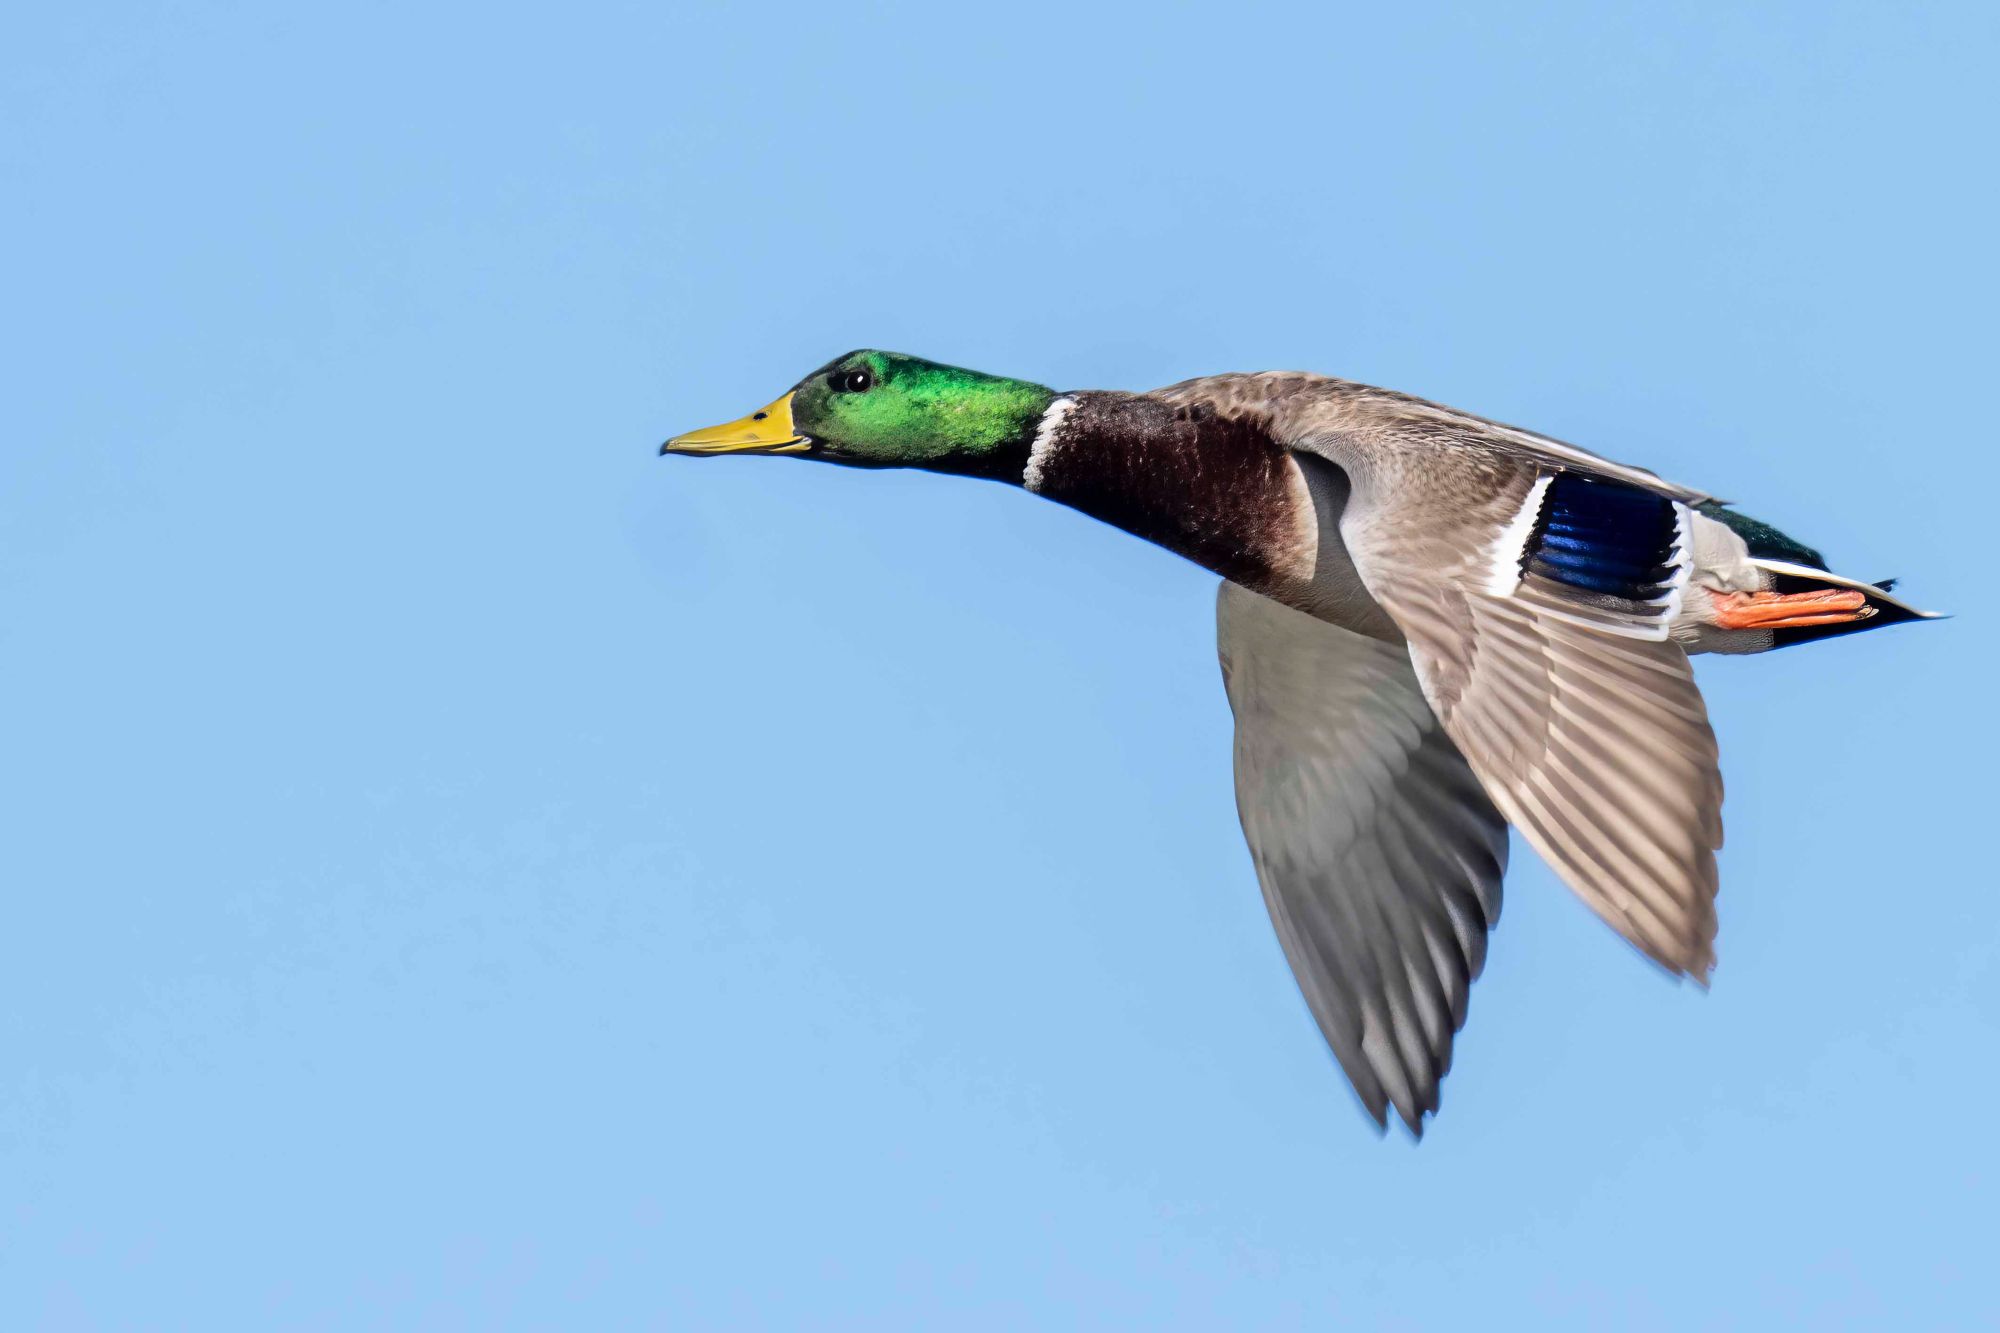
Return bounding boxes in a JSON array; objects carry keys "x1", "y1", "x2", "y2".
[{"x1": 1711, "y1": 588, "x2": 1875, "y2": 631}]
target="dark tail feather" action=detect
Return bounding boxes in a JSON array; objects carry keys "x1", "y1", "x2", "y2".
[{"x1": 1756, "y1": 559, "x2": 1943, "y2": 649}]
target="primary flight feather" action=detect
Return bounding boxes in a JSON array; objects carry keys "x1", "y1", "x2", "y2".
[{"x1": 663, "y1": 350, "x2": 1936, "y2": 1136}]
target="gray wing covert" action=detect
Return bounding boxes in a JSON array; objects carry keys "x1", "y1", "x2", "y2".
[{"x1": 1218, "y1": 581, "x2": 1507, "y2": 1136}]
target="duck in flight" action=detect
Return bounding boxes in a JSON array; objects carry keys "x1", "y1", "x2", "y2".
[{"x1": 663, "y1": 350, "x2": 1935, "y2": 1136}]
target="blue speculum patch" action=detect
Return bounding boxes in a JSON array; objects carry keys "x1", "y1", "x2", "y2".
[{"x1": 1524, "y1": 474, "x2": 1679, "y2": 600}]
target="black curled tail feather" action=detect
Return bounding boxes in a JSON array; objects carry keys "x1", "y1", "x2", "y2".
[{"x1": 1696, "y1": 502, "x2": 1828, "y2": 569}]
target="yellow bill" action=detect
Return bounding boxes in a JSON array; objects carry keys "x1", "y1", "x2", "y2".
[{"x1": 660, "y1": 393, "x2": 810, "y2": 455}]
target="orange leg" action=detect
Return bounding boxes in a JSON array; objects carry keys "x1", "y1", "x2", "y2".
[{"x1": 1712, "y1": 588, "x2": 1874, "y2": 631}]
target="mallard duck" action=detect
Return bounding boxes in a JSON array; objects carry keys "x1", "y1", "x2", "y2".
[{"x1": 663, "y1": 351, "x2": 1936, "y2": 1136}]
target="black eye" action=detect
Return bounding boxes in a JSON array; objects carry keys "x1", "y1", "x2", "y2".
[{"x1": 829, "y1": 368, "x2": 872, "y2": 393}]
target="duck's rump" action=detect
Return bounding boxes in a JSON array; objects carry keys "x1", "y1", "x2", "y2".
[{"x1": 1675, "y1": 503, "x2": 1939, "y2": 654}]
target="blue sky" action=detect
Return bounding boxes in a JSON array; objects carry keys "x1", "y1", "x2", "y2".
[{"x1": 4, "y1": 2, "x2": 1994, "y2": 1327}]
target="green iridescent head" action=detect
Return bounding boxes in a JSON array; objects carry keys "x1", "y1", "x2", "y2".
[{"x1": 663, "y1": 350, "x2": 1056, "y2": 477}]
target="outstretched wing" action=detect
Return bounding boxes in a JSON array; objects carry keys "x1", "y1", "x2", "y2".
[
  {"x1": 1218, "y1": 581, "x2": 1507, "y2": 1135},
  {"x1": 1320, "y1": 441, "x2": 1725, "y2": 978}
]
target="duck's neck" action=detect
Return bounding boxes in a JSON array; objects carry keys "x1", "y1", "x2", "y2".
[{"x1": 1007, "y1": 391, "x2": 1318, "y2": 593}]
